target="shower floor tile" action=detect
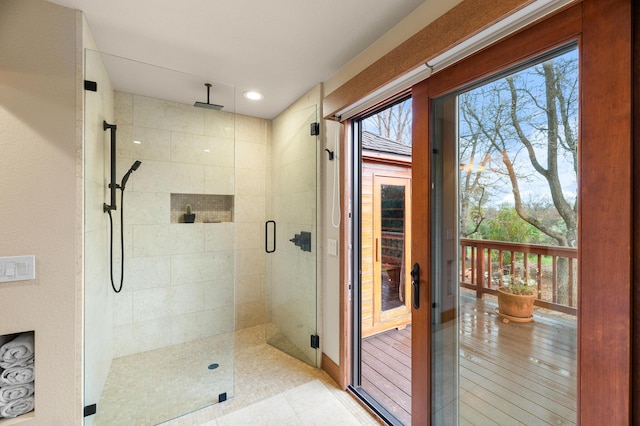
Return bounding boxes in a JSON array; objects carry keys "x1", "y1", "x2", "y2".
[
  {"x1": 93, "y1": 324, "x2": 382, "y2": 426},
  {"x1": 94, "y1": 332, "x2": 235, "y2": 425}
]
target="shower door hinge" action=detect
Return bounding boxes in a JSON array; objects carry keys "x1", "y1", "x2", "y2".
[
  {"x1": 84, "y1": 80, "x2": 97, "y2": 92},
  {"x1": 310, "y1": 122, "x2": 320, "y2": 136},
  {"x1": 310, "y1": 334, "x2": 320, "y2": 349},
  {"x1": 83, "y1": 404, "x2": 97, "y2": 417}
]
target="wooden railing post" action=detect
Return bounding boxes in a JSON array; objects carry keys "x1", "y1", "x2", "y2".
[{"x1": 476, "y1": 242, "x2": 484, "y2": 299}]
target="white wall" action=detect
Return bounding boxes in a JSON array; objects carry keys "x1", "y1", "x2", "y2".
[
  {"x1": 323, "y1": 0, "x2": 461, "y2": 95},
  {"x1": 0, "y1": 0, "x2": 81, "y2": 423},
  {"x1": 321, "y1": 120, "x2": 342, "y2": 364}
]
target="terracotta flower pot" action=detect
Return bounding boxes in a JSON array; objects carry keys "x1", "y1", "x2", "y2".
[{"x1": 496, "y1": 286, "x2": 535, "y2": 323}]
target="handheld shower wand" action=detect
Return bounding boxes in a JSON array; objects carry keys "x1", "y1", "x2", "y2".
[
  {"x1": 121, "y1": 160, "x2": 142, "y2": 190},
  {"x1": 106, "y1": 160, "x2": 142, "y2": 293}
]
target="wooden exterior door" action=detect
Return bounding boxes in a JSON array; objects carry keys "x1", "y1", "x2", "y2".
[
  {"x1": 371, "y1": 174, "x2": 412, "y2": 335},
  {"x1": 410, "y1": 1, "x2": 632, "y2": 425}
]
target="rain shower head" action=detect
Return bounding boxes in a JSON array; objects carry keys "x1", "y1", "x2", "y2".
[
  {"x1": 194, "y1": 83, "x2": 224, "y2": 110},
  {"x1": 121, "y1": 160, "x2": 142, "y2": 190}
]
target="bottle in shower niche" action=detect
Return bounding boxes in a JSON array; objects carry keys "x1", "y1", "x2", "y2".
[
  {"x1": 0, "y1": 331, "x2": 35, "y2": 419},
  {"x1": 184, "y1": 204, "x2": 196, "y2": 223}
]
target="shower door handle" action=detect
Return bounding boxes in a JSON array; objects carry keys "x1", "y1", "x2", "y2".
[
  {"x1": 265, "y1": 220, "x2": 276, "y2": 253},
  {"x1": 411, "y1": 263, "x2": 420, "y2": 309}
]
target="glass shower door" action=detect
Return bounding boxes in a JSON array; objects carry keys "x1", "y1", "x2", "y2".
[
  {"x1": 83, "y1": 49, "x2": 236, "y2": 425},
  {"x1": 266, "y1": 105, "x2": 318, "y2": 366}
]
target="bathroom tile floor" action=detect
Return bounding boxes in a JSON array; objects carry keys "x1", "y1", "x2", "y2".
[{"x1": 94, "y1": 324, "x2": 382, "y2": 425}]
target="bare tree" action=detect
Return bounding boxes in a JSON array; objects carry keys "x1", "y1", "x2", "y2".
[
  {"x1": 459, "y1": 48, "x2": 578, "y2": 304},
  {"x1": 460, "y1": 50, "x2": 578, "y2": 248},
  {"x1": 459, "y1": 90, "x2": 500, "y2": 237},
  {"x1": 362, "y1": 99, "x2": 412, "y2": 145}
]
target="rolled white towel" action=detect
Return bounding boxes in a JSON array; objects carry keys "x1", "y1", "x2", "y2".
[
  {"x1": 0, "y1": 365, "x2": 34, "y2": 385},
  {"x1": 0, "y1": 395, "x2": 34, "y2": 418},
  {"x1": 0, "y1": 333, "x2": 34, "y2": 369},
  {"x1": 0, "y1": 335, "x2": 13, "y2": 350},
  {"x1": 0, "y1": 383, "x2": 34, "y2": 404}
]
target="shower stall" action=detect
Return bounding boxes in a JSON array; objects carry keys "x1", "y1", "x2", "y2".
[{"x1": 83, "y1": 49, "x2": 319, "y2": 425}]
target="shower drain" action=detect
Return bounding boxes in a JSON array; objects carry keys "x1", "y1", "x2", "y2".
[{"x1": 208, "y1": 363, "x2": 219, "y2": 370}]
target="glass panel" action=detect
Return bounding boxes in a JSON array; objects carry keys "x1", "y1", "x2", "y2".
[
  {"x1": 266, "y1": 105, "x2": 318, "y2": 367},
  {"x1": 380, "y1": 184, "x2": 406, "y2": 312},
  {"x1": 353, "y1": 96, "x2": 412, "y2": 425},
  {"x1": 432, "y1": 45, "x2": 579, "y2": 425},
  {"x1": 83, "y1": 49, "x2": 235, "y2": 425}
]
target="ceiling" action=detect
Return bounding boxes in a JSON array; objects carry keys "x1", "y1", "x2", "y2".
[{"x1": 49, "y1": 0, "x2": 427, "y2": 119}]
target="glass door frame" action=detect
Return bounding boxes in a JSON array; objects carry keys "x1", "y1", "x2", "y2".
[
  {"x1": 410, "y1": 2, "x2": 633, "y2": 424},
  {"x1": 347, "y1": 95, "x2": 414, "y2": 425}
]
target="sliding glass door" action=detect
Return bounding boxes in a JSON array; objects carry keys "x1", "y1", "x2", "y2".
[
  {"x1": 430, "y1": 45, "x2": 579, "y2": 425},
  {"x1": 351, "y1": 97, "x2": 413, "y2": 425},
  {"x1": 409, "y1": 2, "x2": 632, "y2": 424}
]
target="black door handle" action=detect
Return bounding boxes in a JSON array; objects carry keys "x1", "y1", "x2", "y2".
[
  {"x1": 265, "y1": 220, "x2": 276, "y2": 253},
  {"x1": 411, "y1": 263, "x2": 420, "y2": 309}
]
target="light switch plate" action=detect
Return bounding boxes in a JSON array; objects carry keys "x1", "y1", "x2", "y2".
[{"x1": 0, "y1": 256, "x2": 35, "y2": 283}]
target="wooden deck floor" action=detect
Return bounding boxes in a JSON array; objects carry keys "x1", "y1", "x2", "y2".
[{"x1": 360, "y1": 290, "x2": 577, "y2": 425}]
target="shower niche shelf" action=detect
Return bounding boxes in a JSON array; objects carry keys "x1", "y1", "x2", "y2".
[
  {"x1": 170, "y1": 193, "x2": 234, "y2": 224},
  {"x1": 0, "y1": 331, "x2": 35, "y2": 423}
]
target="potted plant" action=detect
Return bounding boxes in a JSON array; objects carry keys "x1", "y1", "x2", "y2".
[
  {"x1": 496, "y1": 275, "x2": 537, "y2": 323},
  {"x1": 183, "y1": 204, "x2": 196, "y2": 223}
]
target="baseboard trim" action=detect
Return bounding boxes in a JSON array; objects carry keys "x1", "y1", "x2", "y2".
[
  {"x1": 321, "y1": 352, "x2": 341, "y2": 387},
  {"x1": 441, "y1": 308, "x2": 457, "y2": 323}
]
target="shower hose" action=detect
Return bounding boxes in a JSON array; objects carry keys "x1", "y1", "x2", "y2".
[{"x1": 107, "y1": 189, "x2": 126, "y2": 293}]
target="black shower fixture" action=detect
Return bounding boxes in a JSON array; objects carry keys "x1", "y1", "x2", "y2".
[
  {"x1": 194, "y1": 83, "x2": 224, "y2": 110},
  {"x1": 103, "y1": 120, "x2": 118, "y2": 212},
  {"x1": 121, "y1": 160, "x2": 142, "y2": 190},
  {"x1": 102, "y1": 121, "x2": 143, "y2": 293},
  {"x1": 104, "y1": 158, "x2": 142, "y2": 294}
]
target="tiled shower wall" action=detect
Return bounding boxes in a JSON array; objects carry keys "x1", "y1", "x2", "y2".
[{"x1": 111, "y1": 92, "x2": 269, "y2": 357}]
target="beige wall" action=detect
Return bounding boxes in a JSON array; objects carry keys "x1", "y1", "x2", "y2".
[
  {"x1": 0, "y1": 0, "x2": 81, "y2": 424},
  {"x1": 323, "y1": 0, "x2": 461, "y2": 96}
]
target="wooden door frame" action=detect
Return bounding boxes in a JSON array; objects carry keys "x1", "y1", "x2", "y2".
[
  {"x1": 411, "y1": 1, "x2": 632, "y2": 424},
  {"x1": 634, "y1": 0, "x2": 640, "y2": 418}
]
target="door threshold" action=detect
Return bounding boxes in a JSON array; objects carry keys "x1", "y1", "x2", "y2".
[{"x1": 347, "y1": 385, "x2": 406, "y2": 426}]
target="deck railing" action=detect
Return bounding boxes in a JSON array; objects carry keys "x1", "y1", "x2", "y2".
[{"x1": 460, "y1": 238, "x2": 578, "y2": 315}]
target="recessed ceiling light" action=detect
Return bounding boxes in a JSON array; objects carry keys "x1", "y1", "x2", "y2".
[
  {"x1": 133, "y1": 140, "x2": 142, "y2": 144},
  {"x1": 243, "y1": 91, "x2": 264, "y2": 101},
  {"x1": 204, "y1": 149, "x2": 211, "y2": 153}
]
